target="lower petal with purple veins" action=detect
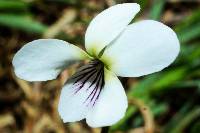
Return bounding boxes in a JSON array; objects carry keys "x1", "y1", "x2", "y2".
[{"x1": 58, "y1": 60, "x2": 105, "y2": 122}]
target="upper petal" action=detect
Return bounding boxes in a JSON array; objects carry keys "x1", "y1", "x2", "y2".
[
  {"x1": 85, "y1": 3, "x2": 140, "y2": 56},
  {"x1": 86, "y1": 69, "x2": 128, "y2": 127},
  {"x1": 12, "y1": 39, "x2": 89, "y2": 81},
  {"x1": 101, "y1": 20, "x2": 180, "y2": 77}
]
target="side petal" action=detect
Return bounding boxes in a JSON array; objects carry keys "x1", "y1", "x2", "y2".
[
  {"x1": 85, "y1": 3, "x2": 140, "y2": 56},
  {"x1": 86, "y1": 69, "x2": 128, "y2": 127},
  {"x1": 101, "y1": 20, "x2": 180, "y2": 77},
  {"x1": 12, "y1": 39, "x2": 89, "y2": 81}
]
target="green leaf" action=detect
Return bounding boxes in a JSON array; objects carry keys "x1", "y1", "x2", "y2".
[
  {"x1": 128, "y1": 74, "x2": 160, "y2": 98},
  {"x1": 170, "y1": 107, "x2": 200, "y2": 133},
  {"x1": 173, "y1": 80, "x2": 200, "y2": 89},
  {"x1": 163, "y1": 101, "x2": 194, "y2": 133},
  {"x1": 0, "y1": 0, "x2": 29, "y2": 11},
  {"x1": 135, "y1": 0, "x2": 149, "y2": 11},
  {"x1": 175, "y1": 8, "x2": 200, "y2": 32},
  {"x1": 149, "y1": 0, "x2": 165, "y2": 20},
  {"x1": 0, "y1": 14, "x2": 48, "y2": 34},
  {"x1": 175, "y1": 9, "x2": 200, "y2": 43},
  {"x1": 177, "y1": 43, "x2": 200, "y2": 63},
  {"x1": 191, "y1": 121, "x2": 200, "y2": 133},
  {"x1": 152, "y1": 67, "x2": 188, "y2": 91},
  {"x1": 177, "y1": 22, "x2": 200, "y2": 43}
]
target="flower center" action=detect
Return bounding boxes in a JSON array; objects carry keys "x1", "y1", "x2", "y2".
[{"x1": 70, "y1": 59, "x2": 105, "y2": 106}]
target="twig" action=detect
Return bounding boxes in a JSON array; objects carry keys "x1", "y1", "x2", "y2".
[
  {"x1": 0, "y1": 113, "x2": 15, "y2": 129},
  {"x1": 105, "y1": 0, "x2": 116, "y2": 6},
  {"x1": 12, "y1": 72, "x2": 33, "y2": 100},
  {"x1": 43, "y1": 8, "x2": 77, "y2": 39},
  {"x1": 32, "y1": 82, "x2": 42, "y2": 103},
  {"x1": 129, "y1": 98, "x2": 155, "y2": 133}
]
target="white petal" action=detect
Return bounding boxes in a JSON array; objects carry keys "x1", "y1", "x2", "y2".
[
  {"x1": 85, "y1": 3, "x2": 140, "y2": 56},
  {"x1": 58, "y1": 63, "x2": 105, "y2": 122},
  {"x1": 101, "y1": 20, "x2": 180, "y2": 77},
  {"x1": 12, "y1": 39, "x2": 89, "y2": 81},
  {"x1": 58, "y1": 78, "x2": 90, "y2": 122},
  {"x1": 86, "y1": 69, "x2": 128, "y2": 127}
]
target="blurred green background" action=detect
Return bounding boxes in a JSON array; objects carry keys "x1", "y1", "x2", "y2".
[{"x1": 0, "y1": 0, "x2": 200, "y2": 133}]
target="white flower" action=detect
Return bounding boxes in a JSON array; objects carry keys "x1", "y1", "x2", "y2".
[{"x1": 12, "y1": 3, "x2": 180, "y2": 127}]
